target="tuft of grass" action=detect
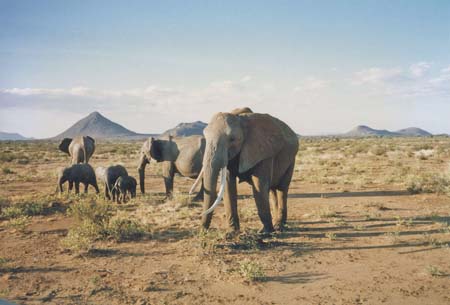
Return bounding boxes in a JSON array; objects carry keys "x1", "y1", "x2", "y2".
[
  {"x1": 384, "y1": 231, "x2": 401, "y2": 244},
  {"x1": 1, "y1": 206, "x2": 23, "y2": 219},
  {"x1": 426, "y1": 265, "x2": 445, "y2": 277},
  {"x1": 7, "y1": 216, "x2": 31, "y2": 232},
  {"x1": 196, "y1": 229, "x2": 225, "y2": 254},
  {"x1": 326, "y1": 232, "x2": 337, "y2": 240},
  {"x1": 239, "y1": 260, "x2": 265, "y2": 282},
  {"x1": 317, "y1": 208, "x2": 338, "y2": 219},
  {"x1": 2, "y1": 167, "x2": 15, "y2": 175}
]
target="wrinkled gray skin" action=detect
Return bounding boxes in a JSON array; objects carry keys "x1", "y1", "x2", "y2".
[
  {"x1": 59, "y1": 136, "x2": 96, "y2": 164},
  {"x1": 96, "y1": 165, "x2": 128, "y2": 201},
  {"x1": 200, "y1": 108, "x2": 299, "y2": 234},
  {"x1": 57, "y1": 164, "x2": 99, "y2": 194},
  {"x1": 137, "y1": 135, "x2": 205, "y2": 200},
  {"x1": 113, "y1": 175, "x2": 137, "y2": 203}
]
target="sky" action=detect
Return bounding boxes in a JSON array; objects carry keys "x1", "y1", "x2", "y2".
[{"x1": 1, "y1": 0, "x2": 449, "y2": 138}]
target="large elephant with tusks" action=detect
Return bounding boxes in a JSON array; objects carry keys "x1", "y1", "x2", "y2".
[
  {"x1": 138, "y1": 135, "x2": 205, "y2": 200},
  {"x1": 191, "y1": 108, "x2": 299, "y2": 234}
]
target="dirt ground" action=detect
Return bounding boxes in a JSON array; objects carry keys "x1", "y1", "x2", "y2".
[{"x1": 0, "y1": 138, "x2": 449, "y2": 305}]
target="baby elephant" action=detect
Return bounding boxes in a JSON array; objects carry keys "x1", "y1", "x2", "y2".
[
  {"x1": 57, "y1": 164, "x2": 99, "y2": 194},
  {"x1": 96, "y1": 165, "x2": 128, "y2": 201},
  {"x1": 113, "y1": 176, "x2": 137, "y2": 203}
]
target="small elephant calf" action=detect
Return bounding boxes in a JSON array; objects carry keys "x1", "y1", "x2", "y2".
[
  {"x1": 113, "y1": 176, "x2": 137, "y2": 203},
  {"x1": 96, "y1": 165, "x2": 128, "y2": 201},
  {"x1": 57, "y1": 164, "x2": 99, "y2": 194}
]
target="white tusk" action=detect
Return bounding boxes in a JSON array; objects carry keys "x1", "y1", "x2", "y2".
[
  {"x1": 203, "y1": 167, "x2": 227, "y2": 215},
  {"x1": 189, "y1": 168, "x2": 203, "y2": 195}
]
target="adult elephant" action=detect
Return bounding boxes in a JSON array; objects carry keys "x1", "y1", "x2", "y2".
[
  {"x1": 192, "y1": 108, "x2": 299, "y2": 234},
  {"x1": 59, "y1": 136, "x2": 95, "y2": 164},
  {"x1": 137, "y1": 135, "x2": 205, "y2": 200}
]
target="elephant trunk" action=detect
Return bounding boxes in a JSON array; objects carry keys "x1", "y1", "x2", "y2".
[
  {"x1": 138, "y1": 153, "x2": 149, "y2": 194},
  {"x1": 201, "y1": 141, "x2": 228, "y2": 229}
]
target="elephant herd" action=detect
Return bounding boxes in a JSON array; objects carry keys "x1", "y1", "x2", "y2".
[{"x1": 57, "y1": 108, "x2": 299, "y2": 234}]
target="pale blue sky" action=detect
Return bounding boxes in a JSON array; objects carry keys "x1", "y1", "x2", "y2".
[{"x1": 1, "y1": 0, "x2": 449, "y2": 137}]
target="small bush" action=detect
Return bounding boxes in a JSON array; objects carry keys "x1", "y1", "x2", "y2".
[
  {"x1": 1, "y1": 201, "x2": 45, "y2": 219},
  {"x1": 239, "y1": 260, "x2": 265, "y2": 282},
  {"x1": 407, "y1": 174, "x2": 450, "y2": 195},
  {"x1": 107, "y1": 216, "x2": 145, "y2": 242},
  {"x1": 68, "y1": 200, "x2": 113, "y2": 227},
  {"x1": 8, "y1": 216, "x2": 30, "y2": 232},
  {"x1": 2, "y1": 167, "x2": 14, "y2": 174},
  {"x1": 371, "y1": 145, "x2": 387, "y2": 156},
  {"x1": 60, "y1": 220, "x2": 100, "y2": 253},
  {"x1": 2, "y1": 206, "x2": 23, "y2": 219}
]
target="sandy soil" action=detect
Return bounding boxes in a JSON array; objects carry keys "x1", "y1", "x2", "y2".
[{"x1": 1, "y1": 139, "x2": 449, "y2": 305}]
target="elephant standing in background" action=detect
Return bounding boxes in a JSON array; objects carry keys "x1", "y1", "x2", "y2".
[
  {"x1": 57, "y1": 164, "x2": 99, "y2": 194},
  {"x1": 59, "y1": 136, "x2": 96, "y2": 164},
  {"x1": 96, "y1": 165, "x2": 129, "y2": 201},
  {"x1": 192, "y1": 108, "x2": 299, "y2": 234},
  {"x1": 138, "y1": 135, "x2": 205, "y2": 200}
]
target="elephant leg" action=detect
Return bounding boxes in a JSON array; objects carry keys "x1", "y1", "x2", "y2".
[
  {"x1": 269, "y1": 189, "x2": 278, "y2": 220},
  {"x1": 123, "y1": 190, "x2": 128, "y2": 203},
  {"x1": 163, "y1": 176, "x2": 174, "y2": 200},
  {"x1": 224, "y1": 173, "x2": 240, "y2": 233},
  {"x1": 75, "y1": 182, "x2": 80, "y2": 194},
  {"x1": 274, "y1": 164, "x2": 294, "y2": 230},
  {"x1": 251, "y1": 175, "x2": 274, "y2": 234},
  {"x1": 192, "y1": 181, "x2": 204, "y2": 201},
  {"x1": 104, "y1": 183, "x2": 111, "y2": 200},
  {"x1": 68, "y1": 181, "x2": 74, "y2": 192},
  {"x1": 162, "y1": 162, "x2": 175, "y2": 200},
  {"x1": 93, "y1": 182, "x2": 99, "y2": 194},
  {"x1": 274, "y1": 190, "x2": 288, "y2": 231}
]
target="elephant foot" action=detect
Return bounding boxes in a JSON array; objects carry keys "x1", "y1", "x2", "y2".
[
  {"x1": 257, "y1": 225, "x2": 275, "y2": 237},
  {"x1": 192, "y1": 193, "x2": 204, "y2": 202},
  {"x1": 274, "y1": 222, "x2": 288, "y2": 232},
  {"x1": 225, "y1": 229, "x2": 240, "y2": 240}
]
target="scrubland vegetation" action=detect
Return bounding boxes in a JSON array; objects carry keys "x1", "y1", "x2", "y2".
[{"x1": 0, "y1": 137, "x2": 449, "y2": 304}]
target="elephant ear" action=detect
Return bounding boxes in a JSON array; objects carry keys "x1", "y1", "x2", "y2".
[
  {"x1": 150, "y1": 138, "x2": 163, "y2": 162},
  {"x1": 59, "y1": 138, "x2": 72, "y2": 154},
  {"x1": 238, "y1": 114, "x2": 285, "y2": 174}
]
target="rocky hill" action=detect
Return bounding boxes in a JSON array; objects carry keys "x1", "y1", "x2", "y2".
[
  {"x1": 51, "y1": 112, "x2": 151, "y2": 140},
  {"x1": 0, "y1": 131, "x2": 30, "y2": 141},
  {"x1": 342, "y1": 125, "x2": 432, "y2": 137},
  {"x1": 161, "y1": 121, "x2": 207, "y2": 137},
  {"x1": 395, "y1": 127, "x2": 432, "y2": 137}
]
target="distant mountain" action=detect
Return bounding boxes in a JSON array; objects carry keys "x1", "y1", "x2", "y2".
[
  {"x1": 161, "y1": 121, "x2": 207, "y2": 137},
  {"x1": 395, "y1": 127, "x2": 432, "y2": 137},
  {"x1": 51, "y1": 111, "x2": 153, "y2": 140},
  {"x1": 344, "y1": 125, "x2": 398, "y2": 137},
  {"x1": 342, "y1": 125, "x2": 432, "y2": 137},
  {"x1": 0, "y1": 131, "x2": 30, "y2": 141}
]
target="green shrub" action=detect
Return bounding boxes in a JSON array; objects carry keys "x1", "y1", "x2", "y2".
[
  {"x1": 107, "y1": 216, "x2": 145, "y2": 242},
  {"x1": 407, "y1": 174, "x2": 450, "y2": 195},
  {"x1": 2, "y1": 167, "x2": 14, "y2": 174},
  {"x1": 60, "y1": 220, "x2": 100, "y2": 253},
  {"x1": 239, "y1": 260, "x2": 265, "y2": 281}
]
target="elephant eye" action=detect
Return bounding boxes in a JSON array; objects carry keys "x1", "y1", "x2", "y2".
[{"x1": 230, "y1": 136, "x2": 236, "y2": 142}]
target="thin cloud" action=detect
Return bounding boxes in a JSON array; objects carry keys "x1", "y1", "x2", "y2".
[
  {"x1": 409, "y1": 61, "x2": 432, "y2": 78},
  {"x1": 351, "y1": 67, "x2": 403, "y2": 85}
]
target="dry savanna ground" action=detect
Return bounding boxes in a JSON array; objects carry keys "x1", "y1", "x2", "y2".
[{"x1": 1, "y1": 137, "x2": 450, "y2": 305}]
